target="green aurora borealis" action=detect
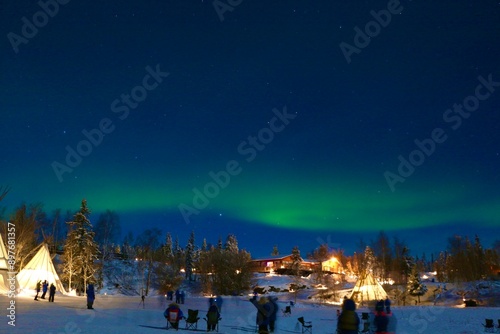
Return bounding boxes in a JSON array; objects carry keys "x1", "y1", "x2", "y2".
[{"x1": 1, "y1": 1, "x2": 499, "y2": 255}]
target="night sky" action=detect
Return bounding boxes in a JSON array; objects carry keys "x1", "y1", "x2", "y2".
[{"x1": 1, "y1": 1, "x2": 499, "y2": 258}]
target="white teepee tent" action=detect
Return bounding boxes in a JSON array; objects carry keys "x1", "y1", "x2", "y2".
[
  {"x1": 16, "y1": 244, "x2": 67, "y2": 295},
  {"x1": 350, "y1": 271, "x2": 387, "y2": 305},
  {"x1": 0, "y1": 234, "x2": 11, "y2": 294}
]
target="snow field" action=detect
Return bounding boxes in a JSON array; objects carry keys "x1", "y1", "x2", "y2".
[{"x1": 1, "y1": 292, "x2": 499, "y2": 334}]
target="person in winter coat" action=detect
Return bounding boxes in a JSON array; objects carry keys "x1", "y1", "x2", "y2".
[
  {"x1": 175, "y1": 289, "x2": 181, "y2": 303},
  {"x1": 337, "y1": 298, "x2": 360, "y2": 334},
  {"x1": 41, "y1": 281, "x2": 48, "y2": 299},
  {"x1": 384, "y1": 296, "x2": 391, "y2": 314},
  {"x1": 48, "y1": 283, "x2": 56, "y2": 302},
  {"x1": 34, "y1": 280, "x2": 42, "y2": 300},
  {"x1": 164, "y1": 302, "x2": 184, "y2": 329},
  {"x1": 373, "y1": 300, "x2": 389, "y2": 334},
  {"x1": 86, "y1": 284, "x2": 95, "y2": 309},
  {"x1": 268, "y1": 296, "x2": 279, "y2": 333},
  {"x1": 206, "y1": 302, "x2": 221, "y2": 331},
  {"x1": 250, "y1": 296, "x2": 271, "y2": 334}
]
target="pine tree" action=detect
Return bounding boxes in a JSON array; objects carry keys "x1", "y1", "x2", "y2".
[
  {"x1": 201, "y1": 238, "x2": 208, "y2": 252},
  {"x1": 271, "y1": 245, "x2": 280, "y2": 256},
  {"x1": 63, "y1": 199, "x2": 99, "y2": 293},
  {"x1": 291, "y1": 246, "x2": 302, "y2": 274},
  {"x1": 363, "y1": 246, "x2": 376, "y2": 275},
  {"x1": 185, "y1": 231, "x2": 195, "y2": 280},
  {"x1": 290, "y1": 246, "x2": 304, "y2": 303},
  {"x1": 224, "y1": 234, "x2": 238, "y2": 253},
  {"x1": 407, "y1": 266, "x2": 427, "y2": 303},
  {"x1": 164, "y1": 232, "x2": 173, "y2": 264}
]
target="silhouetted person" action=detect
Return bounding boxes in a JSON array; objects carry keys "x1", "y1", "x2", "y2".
[
  {"x1": 48, "y1": 283, "x2": 56, "y2": 302},
  {"x1": 384, "y1": 297, "x2": 391, "y2": 314},
  {"x1": 250, "y1": 296, "x2": 270, "y2": 334},
  {"x1": 34, "y1": 280, "x2": 41, "y2": 301},
  {"x1": 175, "y1": 289, "x2": 181, "y2": 303},
  {"x1": 337, "y1": 298, "x2": 360, "y2": 334},
  {"x1": 87, "y1": 284, "x2": 95, "y2": 309},
  {"x1": 374, "y1": 300, "x2": 389, "y2": 334},
  {"x1": 41, "y1": 280, "x2": 48, "y2": 299},
  {"x1": 206, "y1": 302, "x2": 220, "y2": 331}
]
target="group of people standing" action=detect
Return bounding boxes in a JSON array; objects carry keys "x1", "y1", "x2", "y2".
[
  {"x1": 34, "y1": 280, "x2": 95, "y2": 310},
  {"x1": 166, "y1": 289, "x2": 186, "y2": 304},
  {"x1": 337, "y1": 296, "x2": 395, "y2": 334},
  {"x1": 249, "y1": 295, "x2": 279, "y2": 334},
  {"x1": 34, "y1": 280, "x2": 56, "y2": 302}
]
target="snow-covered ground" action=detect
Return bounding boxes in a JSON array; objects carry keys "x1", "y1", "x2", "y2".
[
  {"x1": 2, "y1": 291, "x2": 499, "y2": 333},
  {"x1": 2, "y1": 272, "x2": 499, "y2": 333}
]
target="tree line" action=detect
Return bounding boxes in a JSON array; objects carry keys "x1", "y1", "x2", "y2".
[
  {"x1": 0, "y1": 197, "x2": 253, "y2": 296},
  {"x1": 307, "y1": 231, "x2": 500, "y2": 286},
  {"x1": 1, "y1": 195, "x2": 499, "y2": 296}
]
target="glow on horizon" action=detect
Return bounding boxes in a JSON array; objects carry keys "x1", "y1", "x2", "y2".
[{"x1": 6, "y1": 165, "x2": 499, "y2": 233}]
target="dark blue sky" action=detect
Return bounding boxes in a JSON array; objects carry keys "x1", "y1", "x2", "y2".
[{"x1": 1, "y1": 1, "x2": 499, "y2": 258}]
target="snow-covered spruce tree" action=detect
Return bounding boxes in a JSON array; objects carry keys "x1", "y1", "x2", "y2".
[
  {"x1": 363, "y1": 245, "x2": 376, "y2": 275},
  {"x1": 290, "y1": 246, "x2": 305, "y2": 303},
  {"x1": 185, "y1": 230, "x2": 195, "y2": 280},
  {"x1": 407, "y1": 266, "x2": 427, "y2": 303},
  {"x1": 291, "y1": 245, "x2": 302, "y2": 274},
  {"x1": 271, "y1": 245, "x2": 280, "y2": 256},
  {"x1": 225, "y1": 234, "x2": 239, "y2": 253},
  {"x1": 63, "y1": 199, "x2": 100, "y2": 294},
  {"x1": 163, "y1": 232, "x2": 173, "y2": 265}
]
